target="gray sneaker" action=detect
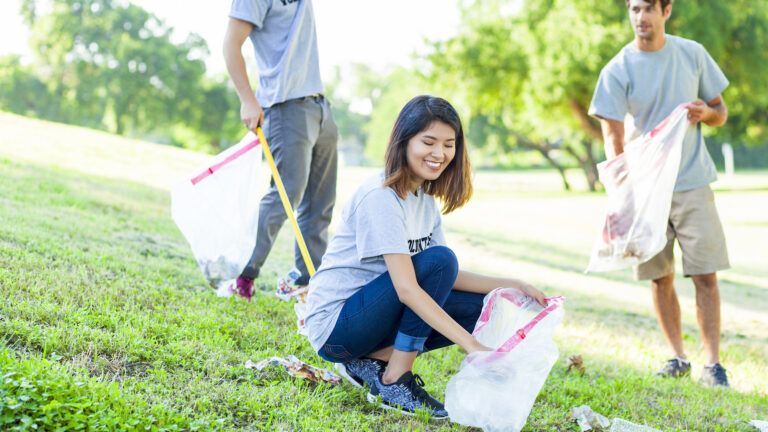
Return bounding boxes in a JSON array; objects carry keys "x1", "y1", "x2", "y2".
[
  {"x1": 335, "y1": 358, "x2": 387, "y2": 389},
  {"x1": 367, "y1": 371, "x2": 449, "y2": 419},
  {"x1": 656, "y1": 357, "x2": 691, "y2": 378},
  {"x1": 700, "y1": 363, "x2": 729, "y2": 387}
]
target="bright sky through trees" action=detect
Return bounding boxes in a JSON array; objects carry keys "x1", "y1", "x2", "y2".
[{"x1": 0, "y1": 0, "x2": 461, "y2": 76}]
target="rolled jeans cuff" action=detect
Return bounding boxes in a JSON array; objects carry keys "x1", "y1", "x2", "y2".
[{"x1": 393, "y1": 332, "x2": 427, "y2": 352}]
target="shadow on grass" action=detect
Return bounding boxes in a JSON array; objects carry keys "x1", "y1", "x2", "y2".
[
  {"x1": 451, "y1": 227, "x2": 768, "y2": 317},
  {"x1": 534, "y1": 352, "x2": 768, "y2": 431}
]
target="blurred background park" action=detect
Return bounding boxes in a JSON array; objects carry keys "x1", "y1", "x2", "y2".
[
  {"x1": 1, "y1": 0, "x2": 767, "y2": 430},
  {"x1": 2, "y1": 0, "x2": 768, "y2": 182}
]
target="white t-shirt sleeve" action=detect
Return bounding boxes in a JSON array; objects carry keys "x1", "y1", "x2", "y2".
[
  {"x1": 589, "y1": 66, "x2": 628, "y2": 122},
  {"x1": 229, "y1": 0, "x2": 270, "y2": 30},
  {"x1": 698, "y1": 45, "x2": 729, "y2": 103},
  {"x1": 353, "y1": 188, "x2": 410, "y2": 263}
]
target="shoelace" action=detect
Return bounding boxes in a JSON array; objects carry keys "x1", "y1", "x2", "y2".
[{"x1": 405, "y1": 374, "x2": 431, "y2": 401}]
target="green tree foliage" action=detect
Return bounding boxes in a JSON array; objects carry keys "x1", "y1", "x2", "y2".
[
  {"x1": 0, "y1": 55, "x2": 60, "y2": 119},
  {"x1": 364, "y1": 67, "x2": 428, "y2": 163},
  {"x1": 9, "y1": 0, "x2": 241, "y2": 151},
  {"x1": 666, "y1": 1, "x2": 768, "y2": 145},
  {"x1": 326, "y1": 64, "x2": 432, "y2": 165},
  {"x1": 324, "y1": 65, "x2": 372, "y2": 164},
  {"x1": 427, "y1": 0, "x2": 768, "y2": 190}
]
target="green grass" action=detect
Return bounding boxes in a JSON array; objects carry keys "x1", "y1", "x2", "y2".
[{"x1": 1, "y1": 114, "x2": 767, "y2": 431}]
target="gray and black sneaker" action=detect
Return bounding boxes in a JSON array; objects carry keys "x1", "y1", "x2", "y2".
[
  {"x1": 700, "y1": 363, "x2": 729, "y2": 388},
  {"x1": 367, "y1": 371, "x2": 449, "y2": 419},
  {"x1": 656, "y1": 357, "x2": 691, "y2": 378},
  {"x1": 335, "y1": 358, "x2": 387, "y2": 389}
]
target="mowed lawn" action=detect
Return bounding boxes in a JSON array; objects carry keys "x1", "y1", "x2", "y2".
[{"x1": 1, "y1": 112, "x2": 767, "y2": 431}]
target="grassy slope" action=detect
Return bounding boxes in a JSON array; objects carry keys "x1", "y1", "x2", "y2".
[{"x1": 1, "y1": 113, "x2": 767, "y2": 431}]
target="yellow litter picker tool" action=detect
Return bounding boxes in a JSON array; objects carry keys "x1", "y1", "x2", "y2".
[{"x1": 254, "y1": 127, "x2": 316, "y2": 277}]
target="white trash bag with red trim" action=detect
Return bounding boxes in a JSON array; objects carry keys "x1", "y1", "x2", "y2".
[
  {"x1": 445, "y1": 288, "x2": 565, "y2": 431},
  {"x1": 586, "y1": 105, "x2": 691, "y2": 273},
  {"x1": 171, "y1": 132, "x2": 264, "y2": 288}
]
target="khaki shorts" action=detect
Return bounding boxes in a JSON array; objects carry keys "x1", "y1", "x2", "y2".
[{"x1": 634, "y1": 185, "x2": 730, "y2": 280}]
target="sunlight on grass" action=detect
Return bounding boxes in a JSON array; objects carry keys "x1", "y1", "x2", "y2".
[{"x1": 1, "y1": 116, "x2": 767, "y2": 430}]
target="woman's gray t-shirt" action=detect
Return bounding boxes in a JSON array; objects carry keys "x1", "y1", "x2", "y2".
[{"x1": 305, "y1": 173, "x2": 446, "y2": 352}]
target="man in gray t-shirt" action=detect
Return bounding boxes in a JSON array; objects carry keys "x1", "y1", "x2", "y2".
[
  {"x1": 223, "y1": 0, "x2": 338, "y2": 296},
  {"x1": 589, "y1": 0, "x2": 730, "y2": 387}
]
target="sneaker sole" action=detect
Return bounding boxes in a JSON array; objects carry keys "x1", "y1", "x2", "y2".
[
  {"x1": 656, "y1": 369, "x2": 691, "y2": 378},
  {"x1": 365, "y1": 393, "x2": 449, "y2": 420},
  {"x1": 334, "y1": 363, "x2": 364, "y2": 389}
]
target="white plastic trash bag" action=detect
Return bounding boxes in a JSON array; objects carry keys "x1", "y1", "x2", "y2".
[
  {"x1": 171, "y1": 132, "x2": 264, "y2": 288},
  {"x1": 445, "y1": 288, "x2": 565, "y2": 432},
  {"x1": 587, "y1": 105, "x2": 691, "y2": 273}
]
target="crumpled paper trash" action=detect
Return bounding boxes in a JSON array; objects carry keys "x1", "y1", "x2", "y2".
[
  {"x1": 751, "y1": 420, "x2": 768, "y2": 432},
  {"x1": 572, "y1": 405, "x2": 611, "y2": 431},
  {"x1": 275, "y1": 268, "x2": 311, "y2": 334},
  {"x1": 276, "y1": 268, "x2": 307, "y2": 301},
  {"x1": 572, "y1": 407, "x2": 662, "y2": 432},
  {"x1": 245, "y1": 355, "x2": 341, "y2": 385},
  {"x1": 566, "y1": 354, "x2": 585, "y2": 375},
  {"x1": 610, "y1": 418, "x2": 660, "y2": 432}
]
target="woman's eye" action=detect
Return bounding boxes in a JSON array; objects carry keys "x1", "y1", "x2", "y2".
[{"x1": 423, "y1": 141, "x2": 434, "y2": 146}]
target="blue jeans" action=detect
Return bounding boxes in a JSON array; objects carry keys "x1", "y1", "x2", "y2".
[{"x1": 317, "y1": 246, "x2": 485, "y2": 363}]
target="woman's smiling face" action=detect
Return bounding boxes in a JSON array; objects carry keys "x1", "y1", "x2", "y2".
[{"x1": 405, "y1": 121, "x2": 456, "y2": 191}]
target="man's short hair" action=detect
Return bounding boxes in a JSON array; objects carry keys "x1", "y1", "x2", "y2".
[{"x1": 625, "y1": 0, "x2": 672, "y2": 10}]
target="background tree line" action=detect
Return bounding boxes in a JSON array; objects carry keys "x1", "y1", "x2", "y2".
[
  {"x1": 1, "y1": 0, "x2": 242, "y2": 151},
  {"x1": 333, "y1": 0, "x2": 768, "y2": 190},
  {"x1": 2, "y1": 0, "x2": 768, "y2": 188}
]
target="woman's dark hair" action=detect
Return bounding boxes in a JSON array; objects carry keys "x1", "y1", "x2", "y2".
[{"x1": 383, "y1": 95, "x2": 472, "y2": 214}]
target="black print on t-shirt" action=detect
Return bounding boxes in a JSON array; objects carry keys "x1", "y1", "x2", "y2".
[
  {"x1": 280, "y1": 0, "x2": 298, "y2": 5},
  {"x1": 408, "y1": 233, "x2": 433, "y2": 253}
]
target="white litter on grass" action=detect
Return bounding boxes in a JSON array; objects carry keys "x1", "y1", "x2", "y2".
[
  {"x1": 245, "y1": 355, "x2": 340, "y2": 385},
  {"x1": 572, "y1": 405, "x2": 611, "y2": 431},
  {"x1": 610, "y1": 418, "x2": 660, "y2": 432},
  {"x1": 215, "y1": 279, "x2": 236, "y2": 298},
  {"x1": 751, "y1": 420, "x2": 768, "y2": 432}
]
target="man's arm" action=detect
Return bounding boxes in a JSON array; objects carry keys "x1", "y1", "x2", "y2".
[
  {"x1": 223, "y1": 18, "x2": 263, "y2": 129},
  {"x1": 687, "y1": 96, "x2": 728, "y2": 128},
  {"x1": 599, "y1": 117, "x2": 625, "y2": 159}
]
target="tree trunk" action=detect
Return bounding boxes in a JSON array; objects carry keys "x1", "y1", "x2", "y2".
[
  {"x1": 513, "y1": 133, "x2": 572, "y2": 191},
  {"x1": 568, "y1": 98, "x2": 603, "y2": 141},
  {"x1": 539, "y1": 148, "x2": 571, "y2": 191},
  {"x1": 564, "y1": 139, "x2": 600, "y2": 192},
  {"x1": 114, "y1": 103, "x2": 125, "y2": 135}
]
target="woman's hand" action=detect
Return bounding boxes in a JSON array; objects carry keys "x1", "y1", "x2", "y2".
[
  {"x1": 465, "y1": 338, "x2": 493, "y2": 354},
  {"x1": 516, "y1": 281, "x2": 547, "y2": 307}
]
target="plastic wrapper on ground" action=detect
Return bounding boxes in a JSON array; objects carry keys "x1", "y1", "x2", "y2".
[
  {"x1": 609, "y1": 418, "x2": 660, "y2": 432},
  {"x1": 572, "y1": 405, "x2": 611, "y2": 431},
  {"x1": 245, "y1": 355, "x2": 340, "y2": 385}
]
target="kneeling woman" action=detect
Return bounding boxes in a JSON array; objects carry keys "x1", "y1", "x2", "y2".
[{"x1": 304, "y1": 95, "x2": 545, "y2": 418}]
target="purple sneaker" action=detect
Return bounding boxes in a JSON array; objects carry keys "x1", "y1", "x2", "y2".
[{"x1": 235, "y1": 276, "x2": 254, "y2": 301}]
